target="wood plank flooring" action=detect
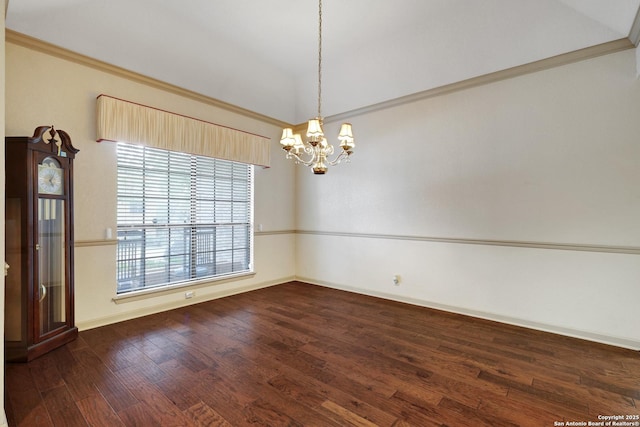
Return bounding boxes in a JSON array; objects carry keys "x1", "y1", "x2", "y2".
[{"x1": 5, "y1": 281, "x2": 640, "y2": 426}]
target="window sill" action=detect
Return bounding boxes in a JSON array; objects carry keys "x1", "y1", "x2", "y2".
[{"x1": 111, "y1": 271, "x2": 256, "y2": 304}]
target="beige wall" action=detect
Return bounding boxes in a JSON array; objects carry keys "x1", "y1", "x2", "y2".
[
  {"x1": 296, "y1": 48, "x2": 640, "y2": 349},
  {"x1": 5, "y1": 41, "x2": 297, "y2": 330},
  {"x1": 5, "y1": 30, "x2": 640, "y2": 358}
]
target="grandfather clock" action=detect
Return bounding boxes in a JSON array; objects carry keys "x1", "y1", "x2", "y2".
[{"x1": 5, "y1": 126, "x2": 79, "y2": 362}]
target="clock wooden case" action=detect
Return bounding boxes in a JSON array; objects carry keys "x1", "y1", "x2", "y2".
[{"x1": 5, "y1": 126, "x2": 79, "y2": 362}]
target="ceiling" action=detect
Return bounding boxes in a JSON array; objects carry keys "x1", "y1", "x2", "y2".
[{"x1": 6, "y1": 0, "x2": 640, "y2": 124}]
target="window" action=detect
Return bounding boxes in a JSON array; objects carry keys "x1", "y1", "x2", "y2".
[{"x1": 116, "y1": 142, "x2": 253, "y2": 294}]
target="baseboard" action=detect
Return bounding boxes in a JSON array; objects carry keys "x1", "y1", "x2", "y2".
[
  {"x1": 76, "y1": 276, "x2": 294, "y2": 330},
  {"x1": 0, "y1": 410, "x2": 7, "y2": 427},
  {"x1": 296, "y1": 276, "x2": 640, "y2": 351}
]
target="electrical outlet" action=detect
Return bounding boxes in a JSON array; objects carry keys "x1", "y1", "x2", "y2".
[{"x1": 185, "y1": 290, "x2": 195, "y2": 299}]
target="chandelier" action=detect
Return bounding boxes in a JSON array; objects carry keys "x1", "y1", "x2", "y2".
[{"x1": 279, "y1": 0, "x2": 355, "y2": 174}]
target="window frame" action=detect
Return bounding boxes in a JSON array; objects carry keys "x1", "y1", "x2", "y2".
[{"x1": 114, "y1": 142, "x2": 255, "y2": 298}]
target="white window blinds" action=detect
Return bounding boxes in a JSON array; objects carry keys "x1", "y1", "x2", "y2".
[{"x1": 116, "y1": 143, "x2": 253, "y2": 294}]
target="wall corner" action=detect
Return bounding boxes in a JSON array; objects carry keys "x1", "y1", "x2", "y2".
[{"x1": 1, "y1": 0, "x2": 7, "y2": 424}]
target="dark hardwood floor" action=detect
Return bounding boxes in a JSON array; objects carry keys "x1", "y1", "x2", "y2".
[{"x1": 5, "y1": 281, "x2": 640, "y2": 426}]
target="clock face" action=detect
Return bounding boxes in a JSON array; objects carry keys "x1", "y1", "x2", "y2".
[{"x1": 38, "y1": 157, "x2": 64, "y2": 195}]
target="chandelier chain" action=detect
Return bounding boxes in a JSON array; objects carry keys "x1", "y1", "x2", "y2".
[
  {"x1": 278, "y1": 0, "x2": 355, "y2": 175},
  {"x1": 317, "y1": 0, "x2": 322, "y2": 118}
]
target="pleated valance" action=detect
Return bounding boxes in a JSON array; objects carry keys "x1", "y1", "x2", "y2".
[{"x1": 96, "y1": 95, "x2": 271, "y2": 167}]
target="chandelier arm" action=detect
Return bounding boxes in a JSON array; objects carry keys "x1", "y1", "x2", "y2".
[
  {"x1": 327, "y1": 150, "x2": 351, "y2": 166},
  {"x1": 285, "y1": 150, "x2": 318, "y2": 167}
]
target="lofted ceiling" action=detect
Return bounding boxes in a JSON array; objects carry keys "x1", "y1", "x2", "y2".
[{"x1": 6, "y1": 0, "x2": 640, "y2": 125}]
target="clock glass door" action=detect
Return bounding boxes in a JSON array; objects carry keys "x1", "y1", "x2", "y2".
[{"x1": 37, "y1": 197, "x2": 67, "y2": 338}]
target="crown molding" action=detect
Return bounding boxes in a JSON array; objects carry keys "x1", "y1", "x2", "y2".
[
  {"x1": 629, "y1": 5, "x2": 640, "y2": 46},
  {"x1": 324, "y1": 38, "x2": 634, "y2": 125},
  {"x1": 5, "y1": 30, "x2": 292, "y2": 129},
  {"x1": 6, "y1": 29, "x2": 634, "y2": 132}
]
